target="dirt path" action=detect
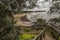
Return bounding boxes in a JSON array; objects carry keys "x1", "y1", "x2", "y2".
[
  {"x1": 42, "y1": 32, "x2": 55, "y2": 40},
  {"x1": 14, "y1": 13, "x2": 32, "y2": 27}
]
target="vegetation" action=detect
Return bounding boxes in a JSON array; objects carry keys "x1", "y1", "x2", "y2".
[
  {"x1": 0, "y1": 0, "x2": 60, "y2": 40},
  {"x1": 36, "y1": 18, "x2": 46, "y2": 29},
  {"x1": 24, "y1": 28, "x2": 31, "y2": 32},
  {"x1": 49, "y1": 2, "x2": 60, "y2": 13},
  {"x1": 49, "y1": 17, "x2": 60, "y2": 23},
  {"x1": 0, "y1": 0, "x2": 37, "y2": 40},
  {"x1": 47, "y1": 17, "x2": 60, "y2": 40},
  {"x1": 18, "y1": 34, "x2": 36, "y2": 40},
  {"x1": 37, "y1": 18, "x2": 46, "y2": 24},
  {"x1": 0, "y1": 0, "x2": 26, "y2": 40}
]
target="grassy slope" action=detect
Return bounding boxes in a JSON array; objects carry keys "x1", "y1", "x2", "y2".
[{"x1": 19, "y1": 34, "x2": 36, "y2": 40}]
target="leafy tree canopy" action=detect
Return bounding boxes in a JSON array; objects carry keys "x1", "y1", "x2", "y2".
[{"x1": 0, "y1": 0, "x2": 26, "y2": 40}]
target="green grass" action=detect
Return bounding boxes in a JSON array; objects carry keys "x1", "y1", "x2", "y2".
[
  {"x1": 24, "y1": 28, "x2": 31, "y2": 32},
  {"x1": 18, "y1": 34, "x2": 36, "y2": 40},
  {"x1": 58, "y1": 36, "x2": 60, "y2": 40}
]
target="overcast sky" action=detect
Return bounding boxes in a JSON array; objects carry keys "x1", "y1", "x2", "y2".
[{"x1": 24, "y1": 0, "x2": 51, "y2": 11}]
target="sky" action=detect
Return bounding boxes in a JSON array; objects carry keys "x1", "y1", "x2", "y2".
[
  {"x1": 23, "y1": 0, "x2": 51, "y2": 11},
  {"x1": 26, "y1": 0, "x2": 60, "y2": 22}
]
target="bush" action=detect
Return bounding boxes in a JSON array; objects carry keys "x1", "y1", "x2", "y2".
[{"x1": 24, "y1": 28, "x2": 31, "y2": 32}]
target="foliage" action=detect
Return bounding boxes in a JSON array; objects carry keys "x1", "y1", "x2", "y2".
[
  {"x1": 25, "y1": 0, "x2": 37, "y2": 9},
  {"x1": 37, "y1": 18, "x2": 46, "y2": 24},
  {"x1": 50, "y1": 2, "x2": 60, "y2": 13},
  {"x1": 49, "y1": 17, "x2": 60, "y2": 23},
  {"x1": 36, "y1": 18, "x2": 46, "y2": 29},
  {"x1": 19, "y1": 34, "x2": 36, "y2": 40},
  {"x1": 54, "y1": 3, "x2": 60, "y2": 10},
  {"x1": 47, "y1": 27, "x2": 59, "y2": 39},
  {"x1": 0, "y1": 0, "x2": 26, "y2": 40},
  {"x1": 24, "y1": 28, "x2": 31, "y2": 32}
]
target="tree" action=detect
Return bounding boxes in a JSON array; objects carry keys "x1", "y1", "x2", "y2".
[
  {"x1": 0, "y1": 0, "x2": 25, "y2": 40},
  {"x1": 36, "y1": 18, "x2": 46, "y2": 30},
  {"x1": 49, "y1": 2, "x2": 60, "y2": 14},
  {"x1": 37, "y1": 18, "x2": 46, "y2": 25},
  {"x1": 25, "y1": 0, "x2": 37, "y2": 9},
  {"x1": 49, "y1": 17, "x2": 60, "y2": 23}
]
